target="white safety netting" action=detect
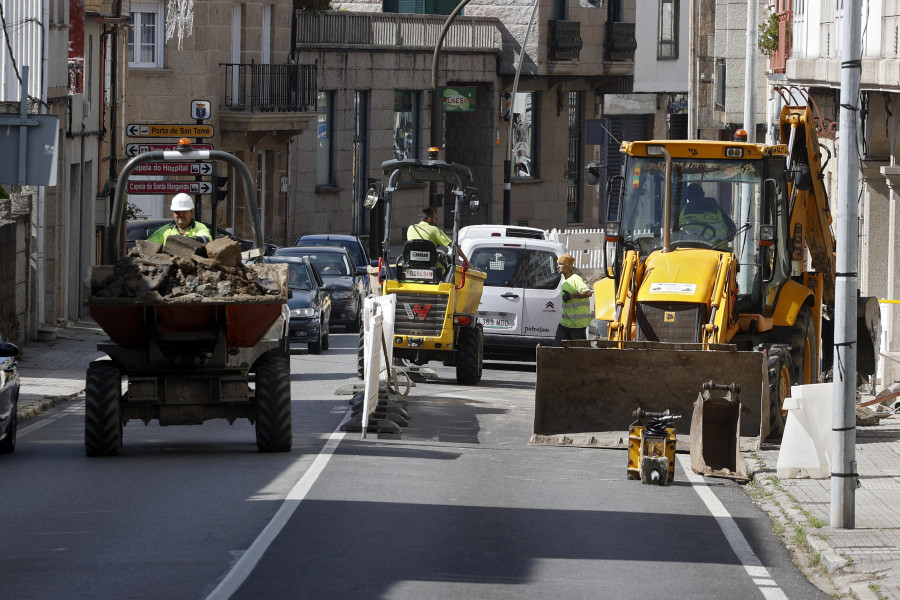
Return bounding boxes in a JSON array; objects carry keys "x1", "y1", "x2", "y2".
[{"x1": 165, "y1": 0, "x2": 194, "y2": 49}]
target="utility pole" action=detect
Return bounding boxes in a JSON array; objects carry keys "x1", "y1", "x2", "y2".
[
  {"x1": 742, "y1": 0, "x2": 759, "y2": 142},
  {"x1": 832, "y1": 0, "x2": 862, "y2": 529}
]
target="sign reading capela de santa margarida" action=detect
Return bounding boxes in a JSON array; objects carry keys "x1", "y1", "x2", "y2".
[{"x1": 441, "y1": 87, "x2": 476, "y2": 113}]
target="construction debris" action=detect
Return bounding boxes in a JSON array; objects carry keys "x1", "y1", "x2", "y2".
[{"x1": 91, "y1": 236, "x2": 283, "y2": 301}]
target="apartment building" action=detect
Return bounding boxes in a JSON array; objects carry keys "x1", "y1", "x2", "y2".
[
  {"x1": 289, "y1": 0, "x2": 639, "y2": 248},
  {"x1": 766, "y1": 0, "x2": 899, "y2": 384}
]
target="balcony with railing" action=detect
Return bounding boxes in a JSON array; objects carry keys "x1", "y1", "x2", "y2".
[
  {"x1": 604, "y1": 22, "x2": 637, "y2": 62},
  {"x1": 769, "y1": 6, "x2": 792, "y2": 74},
  {"x1": 294, "y1": 10, "x2": 500, "y2": 51},
  {"x1": 219, "y1": 62, "x2": 318, "y2": 146},
  {"x1": 548, "y1": 21, "x2": 583, "y2": 62}
]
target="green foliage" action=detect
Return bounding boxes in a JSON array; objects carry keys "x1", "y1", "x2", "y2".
[
  {"x1": 124, "y1": 202, "x2": 141, "y2": 221},
  {"x1": 0, "y1": 185, "x2": 8, "y2": 199},
  {"x1": 296, "y1": 0, "x2": 332, "y2": 11},
  {"x1": 758, "y1": 7, "x2": 782, "y2": 58}
]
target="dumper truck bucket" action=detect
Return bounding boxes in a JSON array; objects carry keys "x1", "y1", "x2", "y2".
[
  {"x1": 689, "y1": 382, "x2": 749, "y2": 482},
  {"x1": 531, "y1": 341, "x2": 770, "y2": 450}
]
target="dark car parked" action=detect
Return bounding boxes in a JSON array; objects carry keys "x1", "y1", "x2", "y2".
[
  {"x1": 267, "y1": 256, "x2": 332, "y2": 354},
  {"x1": 127, "y1": 219, "x2": 278, "y2": 256},
  {"x1": 0, "y1": 328, "x2": 21, "y2": 454},
  {"x1": 295, "y1": 234, "x2": 374, "y2": 295},
  {"x1": 274, "y1": 246, "x2": 364, "y2": 332}
]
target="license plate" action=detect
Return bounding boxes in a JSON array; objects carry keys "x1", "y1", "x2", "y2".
[
  {"x1": 478, "y1": 317, "x2": 512, "y2": 329},
  {"x1": 405, "y1": 268, "x2": 434, "y2": 279}
]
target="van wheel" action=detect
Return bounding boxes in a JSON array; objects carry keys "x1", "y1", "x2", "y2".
[
  {"x1": 255, "y1": 351, "x2": 292, "y2": 452},
  {"x1": 456, "y1": 326, "x2": 483, "y2": 385},
  {"x1": 85, "y1": 361, "x2": 123, "y2": 457}
]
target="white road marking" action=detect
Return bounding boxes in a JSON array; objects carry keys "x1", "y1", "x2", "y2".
[
  {"x1": 677, "y1": 454, "x2": 789, "y2": 600},
  {"x1": 18, "y1": 402, "x2": 85, "y2": 438},
  {"x1": 204, "y1": 413, "x2": 349, "y2": 600}
]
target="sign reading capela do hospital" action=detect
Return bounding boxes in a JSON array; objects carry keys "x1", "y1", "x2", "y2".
[{"x1": 441, "y1": 87, "x2": 476, "y2": 113}]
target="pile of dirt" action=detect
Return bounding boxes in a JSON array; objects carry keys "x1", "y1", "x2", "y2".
[{"x1": 91, "y1": 236, "x2": 284, "y2": 301}]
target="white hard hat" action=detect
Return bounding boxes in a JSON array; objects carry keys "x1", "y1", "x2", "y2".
[{"x1": 170, "y1": 193, "x2": 194, "y2": 211}]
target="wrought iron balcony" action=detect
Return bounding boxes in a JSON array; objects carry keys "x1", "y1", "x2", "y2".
[
  {"x1": 604, "y1": 22, "x2": 637, "y2": 62},
  {"x1": 221, "y1": 63, "x2": 317, "y2": 113},
  {"x1": 548, "y1": 20, "x2": 583, "y2": 62}
]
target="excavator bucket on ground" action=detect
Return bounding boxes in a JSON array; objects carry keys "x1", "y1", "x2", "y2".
[
  {"x1": 531, "y1": 341, "x2": 771, "y2": 450},
  {"x1": 689, "y1": 382, "x2": 750, "y2": 482}
]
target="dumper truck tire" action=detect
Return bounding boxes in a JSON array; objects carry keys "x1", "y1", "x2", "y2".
[
  {"x1": 254, "y1": 351, "x2": 292, "y2": 452},
  {"x1": 766, "y1": 347, "x2": 791, "y2": 438},
  {"x1": 789, "y1": 307, "x2": 816, "y2": 386},
  {"x1": 455, "y1": 326, "x2": 483, "y2": 385},
  {"x1": 85, "y1": 361, "x2": 123, "y2": 457}
]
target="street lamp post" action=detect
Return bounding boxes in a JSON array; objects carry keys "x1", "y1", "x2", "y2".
[{"x1": 430, "y1": 0, "x2": 473, "y2": 150}]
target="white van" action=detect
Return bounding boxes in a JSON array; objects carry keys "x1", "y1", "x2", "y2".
[{"x1": 460, "y1": 226, "x2": 566, "y2": 360}]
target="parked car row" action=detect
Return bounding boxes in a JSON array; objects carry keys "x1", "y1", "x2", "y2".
[{"x1": 0, "y1": 327, "x2": 21, "y2": 454}]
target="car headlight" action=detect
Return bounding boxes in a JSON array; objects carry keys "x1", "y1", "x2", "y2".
[
  {"x1": 290, "y1": 307, "x2": 317, "y2": 318},
  {"x1": 332, "y1": 291, "x2": 351, "y2": 299}
]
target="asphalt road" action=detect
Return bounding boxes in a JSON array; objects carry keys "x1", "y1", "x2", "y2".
[{"x1": 0, "y1": 333, "x2": 828, "y2": 600}]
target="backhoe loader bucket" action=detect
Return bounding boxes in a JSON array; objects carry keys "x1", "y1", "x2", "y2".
[
  {"x1": 531, "y1": 341, "x2": 771, "y2": 449},
  {"x1": 689, "y1": 382, "x2": 749, "y2": 482}
]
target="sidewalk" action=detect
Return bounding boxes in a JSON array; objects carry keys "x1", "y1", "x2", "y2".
[
  {"x1": 12, "y1": 324, "x2": 900, "y2": 599},
  {"x1": 747, "y1": 411, "x2": 900, "y2": 600},
  {"x1": 16, "y1": 320, "x2": 108, "y2": 420}
]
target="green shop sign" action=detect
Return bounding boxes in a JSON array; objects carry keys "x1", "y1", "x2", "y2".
[{"x1": 441, "y1": 87, "x2": 476, "y2": 112}]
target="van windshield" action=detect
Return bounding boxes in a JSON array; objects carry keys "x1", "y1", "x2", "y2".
[{"x1": 470, "y1": 247, "x2": 560, "y2": 289}]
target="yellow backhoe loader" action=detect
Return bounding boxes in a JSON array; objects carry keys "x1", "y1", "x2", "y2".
[{"x1": 533, "y1": 106, "x2": 880, "y2": 448}]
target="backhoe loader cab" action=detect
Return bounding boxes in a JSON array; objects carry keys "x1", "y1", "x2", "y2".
[
  {"x1": 533, "y1": 105, "x2": 881, "y2": 448},
  {"x1": 363, "y1": 152, "x2": 487, "y2": 385}
]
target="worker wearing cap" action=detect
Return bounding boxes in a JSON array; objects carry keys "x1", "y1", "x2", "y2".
[
  {"x1": 555, "y1": 253, "x2": 592, "y2": 344},
  {"x1": 678, "y1": 183, "x2": 736, "y2": 249},
  {"x1": 148, "y1": 193, "x2": 212, "y2": 246}
]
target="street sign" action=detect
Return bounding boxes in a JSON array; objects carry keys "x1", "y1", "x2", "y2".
[
  {"x1": 126, "y1": 143, "x2": 213, "y2": 156},
  {"x1": 126, "y1": 123, "x2": 214, "y2": 138},
  {"x1": 126, "y1": 180, "x2": 214, "y2": 195},
  {"x1": 131, "y1": 162, "x2": 214, "y2": 175}
]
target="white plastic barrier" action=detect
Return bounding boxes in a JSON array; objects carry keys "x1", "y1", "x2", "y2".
[
  {"x1": 776, "y1": 382, "x2": 834, "y2": 479},
  {"x1": 360, "y1": 295, "x2": 398, "y2": 437}
]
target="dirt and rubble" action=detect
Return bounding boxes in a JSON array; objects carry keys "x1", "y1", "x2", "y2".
[{"x1": 90, "y1": 236, "x2": 285, "y2": 303}]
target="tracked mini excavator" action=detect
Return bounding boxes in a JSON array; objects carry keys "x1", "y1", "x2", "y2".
[{"x1": 533, "y1": 106, "x2": 881, "y2": 448}]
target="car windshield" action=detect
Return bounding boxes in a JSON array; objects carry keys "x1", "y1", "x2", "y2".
[
  {"x1": 287, "y1": 264, "x2": 313, "y2": 290},
  {"x1": 469, "y1": 247, "x2": 560, "y2": 290},
  {"x1": 299, "y1": 239, "x2": 364, "y2": 267},
  {"x1": 303, "y1": 253, "x2": 351, "y2": 276}
]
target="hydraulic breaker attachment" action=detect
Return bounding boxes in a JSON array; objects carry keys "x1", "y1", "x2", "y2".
[
  {"x1": 689, "y1": 381, "x2": 749, "y2": 482},
  {"x1": 627, "y1": 409, "x2": 681, "y2": 485}
]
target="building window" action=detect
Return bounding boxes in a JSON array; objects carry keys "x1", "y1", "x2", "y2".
[
  {"x1": 393, "y1": 90, "x2": 420, "y2": 160},
  {"x1": 128, "y1": 2, "x2": 164, "y2": 68},
  {"x1": 382, "y1": 0, "x2": 462, "y2": 15},
  {"x1": 657, "y1": 0, "x2": 678, "y2": 59},
  {"x1": 511, "y1": 92, "x2": 537, "y2": 179},
  {"x1": 316, "y1": 91, "x2": 334, "y2": 187},
  {"x1": 715, "y1": 58, "x2": 726, "y2": 110}
]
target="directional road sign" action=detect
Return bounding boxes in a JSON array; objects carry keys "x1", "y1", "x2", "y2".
[
  {"x1": 126, "y1": 123, "x2": 214, "y2": 138},
  {"x1": 131, "y1": 162, "x2": 214, "y2": 176},
  {"x1": 126, "y1": 143, "x2": 213, "y2": 156},
  {"x1": 126, "y1": 180, "x2": 214, "y2": 195}
]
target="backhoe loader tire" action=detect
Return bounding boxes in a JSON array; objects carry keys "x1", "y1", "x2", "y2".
[
  {"x1": 789, "y1": 307, "x2": 815, "y2": 386},
  {"x1": 254, "y1": 351, "x2": 292, "y2": 452},
  {"x1": 766, "y1": 347, "x2": 791, "y2": 438},
  {"x1": 85, "y1": 361, "x2": 123, "y2": 457},
  {"x1": 455, "y1": 326, "x2": 483, "y2": 385}
]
